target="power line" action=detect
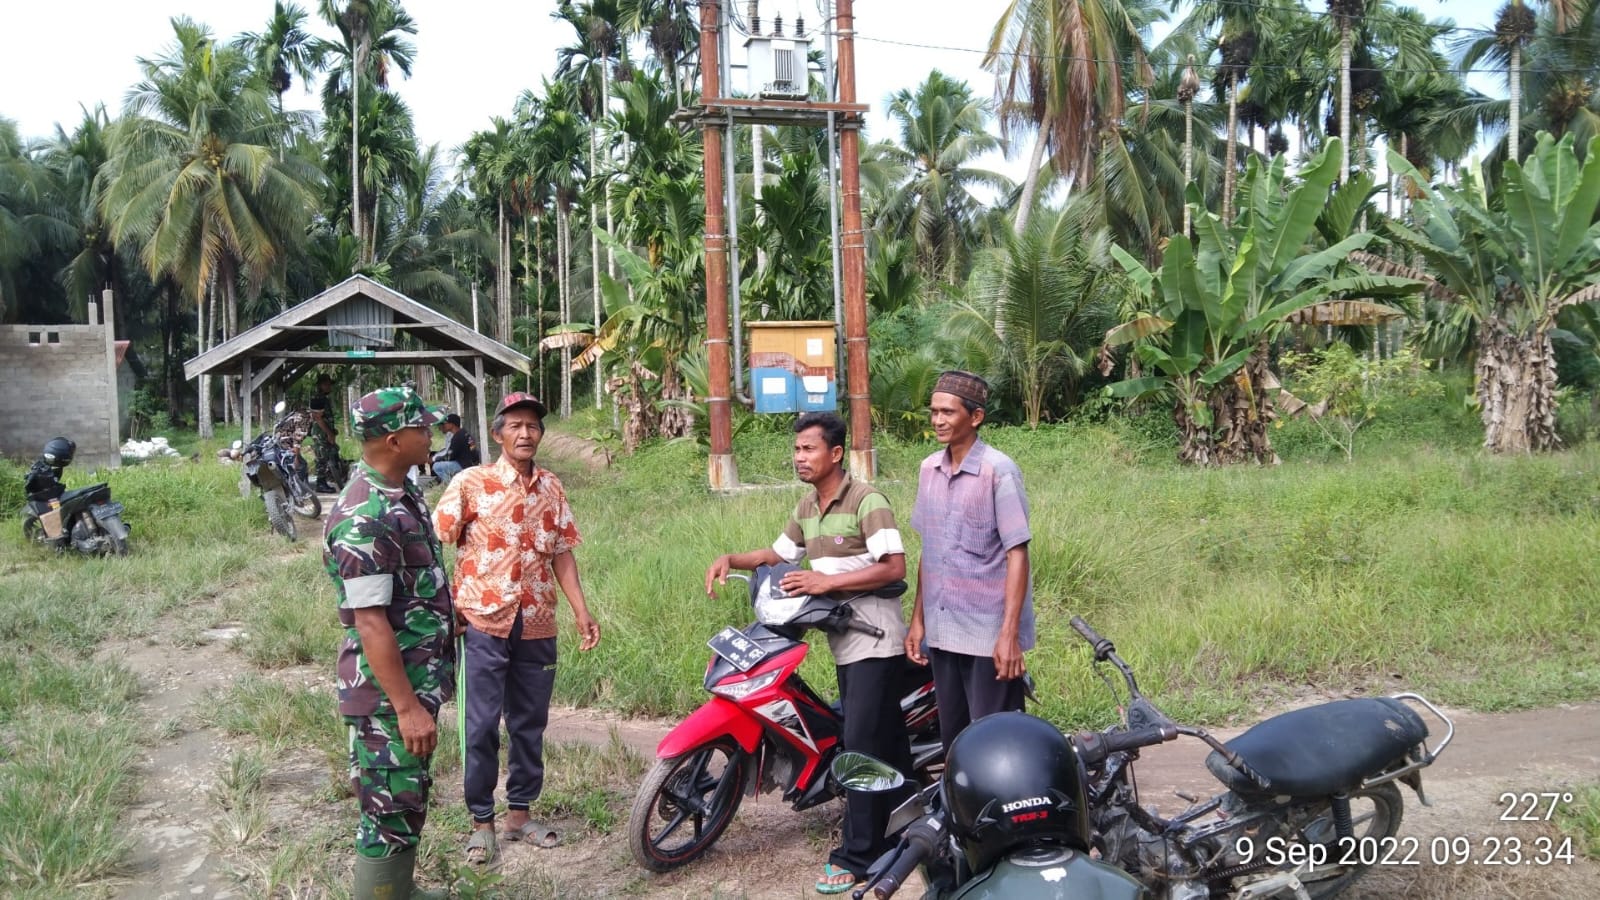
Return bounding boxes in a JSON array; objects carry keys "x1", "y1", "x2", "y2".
[{"x1": 852, "y1": 30, "x2": 1600, "y2": 79}]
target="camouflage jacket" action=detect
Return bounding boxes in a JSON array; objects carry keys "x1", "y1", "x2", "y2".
[{"x1": 324, "y1": 461, "x2": 455, "y2": 717}]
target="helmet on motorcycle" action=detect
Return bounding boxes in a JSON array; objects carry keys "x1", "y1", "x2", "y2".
[
  {"x1": 941, "y1": 712, "x2": 1092, "y2": 872},
  {"x1": 42, "y1": 436, "x2": 76, "y2": 467}
]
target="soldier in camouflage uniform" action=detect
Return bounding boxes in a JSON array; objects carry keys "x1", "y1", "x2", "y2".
[
  {"x1": 310, "y1": 374, "x2": 343, "y2": 491},
  {"x1": 324, "y1": 386, "x2": 454, "y2": 900}
]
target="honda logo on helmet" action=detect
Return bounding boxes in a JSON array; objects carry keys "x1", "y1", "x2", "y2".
[{"x1": 1001, "y1": 796, "x2": 1050, "y2": 813}]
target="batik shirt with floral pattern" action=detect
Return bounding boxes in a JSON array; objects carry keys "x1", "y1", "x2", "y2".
[
  {"x1": 432, "y1": 455, "x2": 581, "y2": 640},
  {"x1": 324, "y1": 461, "x2": 455, "y2": 717}
]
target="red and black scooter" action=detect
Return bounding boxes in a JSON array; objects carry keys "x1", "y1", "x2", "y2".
[{"x1": 628, "y1": 564, "x2": 942, "y2": 872}]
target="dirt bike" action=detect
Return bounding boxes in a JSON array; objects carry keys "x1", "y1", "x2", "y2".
[
  {"x1": 1069, "y1": 616, "x2": 1453, "y2": 900},
  {"x1": 627, "y1": 564, "x2": 943, "y2": 873},
  {"x1": 239, "y1": 402, "x2": 321, "y2": 540}
]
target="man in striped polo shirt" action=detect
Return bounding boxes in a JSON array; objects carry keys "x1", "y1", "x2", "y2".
[
  {"x1": 705, "y1": 411, "x2": 912, "y2": 894},
  {"x1": 906, "y1": 370, "x2": 1034, "y2": 751}
]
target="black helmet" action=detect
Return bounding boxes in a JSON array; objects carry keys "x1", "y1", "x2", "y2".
[
  {"x1": 941, "y1": 712, "x2": 1091, "y2": 872},
  {"x1": 42, "y1": 436, "x2": 76, "y2": 467}
]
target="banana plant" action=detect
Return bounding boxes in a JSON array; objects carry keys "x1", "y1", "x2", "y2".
[
  {"x1": 1373, "y1": 132, "x2": 1600, "y2": 453},
  {"x1": 1101, "y1": 140, "x2": 1422, "y2": 465}
]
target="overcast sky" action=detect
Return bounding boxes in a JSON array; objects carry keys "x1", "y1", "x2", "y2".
[{"x1": 4, "y1": 0, "x2": 1498, "y2": 177}]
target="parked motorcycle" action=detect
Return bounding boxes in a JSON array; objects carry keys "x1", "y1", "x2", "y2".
[
  {"x1": 1068, "y1": 616, "x2": 1451, "y2": 900},
  {"x1": 835, "y1": 617, "x2": 1453, "y2": 900},
  {"x1": 20, "y1": 436, "x2": 130, "y2": 556},
  {"x1": 240, "y1": 402, "x2": 321, "y2": 540},
  {"x1": 627, "y1": 564, "x2": 943, "y2": 873}
]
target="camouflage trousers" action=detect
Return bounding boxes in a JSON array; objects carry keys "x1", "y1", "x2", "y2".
[
  {"x1": 312, "y1": 431, "x2": 341, "y2": 486},
  {"x1": 347, "y1": 714, "x2": 434, "y2": 858}
]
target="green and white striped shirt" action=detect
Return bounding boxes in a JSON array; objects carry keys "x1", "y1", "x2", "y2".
[{"x1": 771, "y1": 472, "x2": 908, "y2": 664}]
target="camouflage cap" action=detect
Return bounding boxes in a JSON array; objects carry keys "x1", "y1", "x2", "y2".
[{"x1": 350, "y1": 386, "x2": 442, "y2": 440}]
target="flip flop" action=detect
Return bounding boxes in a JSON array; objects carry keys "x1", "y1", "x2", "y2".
[
  {"x1": 504, "y1": 819, "x2": 559, "y2": 848},
  {"x1": 815, "y1": 863, "x2": 858, "y2": 895},
  {"x1": 464, "y1": 827, "x2": 497, "y2": 865}
]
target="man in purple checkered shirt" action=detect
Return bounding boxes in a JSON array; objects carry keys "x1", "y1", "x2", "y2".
[{"x1": 906, "y1": 371, "x2": 1034, "y2": 751}]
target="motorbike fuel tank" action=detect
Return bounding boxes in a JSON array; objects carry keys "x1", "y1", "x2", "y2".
[{"x1": 948, "y1": 846, "x2": 1148, "y2": 900}]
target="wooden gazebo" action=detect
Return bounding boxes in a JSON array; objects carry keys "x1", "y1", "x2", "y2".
[{"x1": 184, "y1": 275, "x2": 530, "y2": 445}]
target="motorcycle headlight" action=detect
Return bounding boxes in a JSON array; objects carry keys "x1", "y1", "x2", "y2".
[{"x1": 710, "y1": 669, "x2": 781, "y2": 701}]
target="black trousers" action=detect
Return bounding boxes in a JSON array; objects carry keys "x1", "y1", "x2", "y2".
[
  {"x1": 461, "y1": 612, "x2": 558, "y2": 823},
  {"x1": 930, "y1": 648, "x2": 1026, "y2": 751},
  {"x1": 829, "y1": 655, "x2": 915, "y2": 879}
]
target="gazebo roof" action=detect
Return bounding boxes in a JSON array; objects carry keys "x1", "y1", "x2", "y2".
[{"x1": 184, "y1": 275, "x2": 529, "y2": 381}]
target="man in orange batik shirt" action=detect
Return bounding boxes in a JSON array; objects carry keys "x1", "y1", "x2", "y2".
[{"x1": 433, "y1": 392, "x2": 601, "y2": 866}]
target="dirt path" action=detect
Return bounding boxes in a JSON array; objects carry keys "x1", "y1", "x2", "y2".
[{"x1": 106, "y1": 606, "x2": 1600, "y2": 900}]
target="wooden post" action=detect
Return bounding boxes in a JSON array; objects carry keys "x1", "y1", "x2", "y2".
[
  {"x1": 835, "y1": 0, "x2": 875, "y2": 480},
  {"x1": 473, "y1": 356, "x2": 489, "y2": 464},
  {"x1": 242, "y1": 356, "x2": 254, "y2": 444},
  {"x1": 702, "y1": 0, "x2": 738, "y2": 489}
]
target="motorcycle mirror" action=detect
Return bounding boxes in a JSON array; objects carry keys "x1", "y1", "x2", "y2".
[
  {"x1": 273, "y1": 400, "x2": 288, "y2": 414},
  {"x1": 232, "y1": 440, "x2": 243, "y2": 450},
  {"x1": 830, "y1": 752, "x2": 906, "y2": 794}
]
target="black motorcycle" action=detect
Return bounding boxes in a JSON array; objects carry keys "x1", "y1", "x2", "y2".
[
  {"x1": 835, "y1": 618, "x2": 1453, "y2": 900},
  {"x1": 1063, "y1": 616, "x2": 1451, "y2": 899},
  {"x1": 240, "y1": 402, "x2": 321, "y2": 540},
  {"x1": 20, "y1": 436, "x2": 130, "y2": 557}
]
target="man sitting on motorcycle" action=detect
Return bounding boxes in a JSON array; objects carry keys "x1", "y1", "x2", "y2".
[
  {"x1": 704, "y1": 411, "x2": 913, "y2": 895},
  {"x1": 24, "y1": 436, "x2": 74, "y2": 503},
  {"x1": 430, "y1": 414, "x2": 480, "y2": 485}
]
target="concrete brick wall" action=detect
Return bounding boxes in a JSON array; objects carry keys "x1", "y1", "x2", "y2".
[{"x1": 0, "y1": 324, "x2": 121, "y2": 469}]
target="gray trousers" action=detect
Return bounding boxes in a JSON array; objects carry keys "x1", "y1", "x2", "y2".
[{"x1": 461, "y1": 612, "x2": 558, "y2": 823}]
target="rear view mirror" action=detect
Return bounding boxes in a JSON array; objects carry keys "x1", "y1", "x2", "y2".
[
  {"x1": 830, "y1": 752, "x2": 906, "y2": 793},
  {"x1": 273, "y1": 400, "x2": 288, "y2": 415}
]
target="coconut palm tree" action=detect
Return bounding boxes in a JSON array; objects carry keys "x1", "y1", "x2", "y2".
[
  {"x1": 233, "y1": 1, "x2": 321, "y2": 149},
  {"x1": 101, "y1": 17, "x2": 317, "y2": 436},
  {"x1": 873, "y1": 71, "x2": 1012, "y2": 285},
  {"x1": 947, "y1": 198, "x2": 1122, "y2": 427},
  {"x1": 317, "y1": 0, "x2": 416, "y2": 262},
  {"x1": 0, "y1": 118, "x2": 75, "y2": 324},
  {"x1": 984, "y1": 0, "x2": 1155, "y2": 234},
  {"x1": 41, "y1": 105, "x2": 126, "y2": 323}
]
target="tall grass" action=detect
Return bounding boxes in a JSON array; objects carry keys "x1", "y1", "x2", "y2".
[
  {"x1": 0, "y1": 451, "x2": 317, "y2": 891},
  {"x1": 554, "y1": 419, "x2": 1600, "y2": 730}
]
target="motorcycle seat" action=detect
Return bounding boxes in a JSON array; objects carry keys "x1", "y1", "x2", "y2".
[
  {"x1": 62, "y1": 483, "x2": 111, "y2": 504},
  {"x1": 1204, "y1": 697, "x2": 1428, "y2": 798}
]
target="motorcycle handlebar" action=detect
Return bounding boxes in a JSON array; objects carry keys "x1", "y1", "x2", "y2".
[
  {"x1": 1069, "y1": 616, "x2": 1115, "y2": 662},
  {"x1": 863, "y1": 817, "x2": 941, "y2": 900},
  {"x1": 848, "y1": 620, "x2": 886, "y2": 638},
  {"x1": 1075, "y1": 724, "x2": 1179, "y2": 766}
]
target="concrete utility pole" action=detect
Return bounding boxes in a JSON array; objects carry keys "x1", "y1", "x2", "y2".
[
  {"x1": 701, "y1": 0, "x2": 739, "y2": 490},
  {"x1": 835, "y1": 0, "x2": 874, "y2": 478}
]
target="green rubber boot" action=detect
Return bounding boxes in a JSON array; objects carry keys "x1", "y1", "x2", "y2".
[{"x1": 353, "y1": 847, "x2": 449, "y2": 900}]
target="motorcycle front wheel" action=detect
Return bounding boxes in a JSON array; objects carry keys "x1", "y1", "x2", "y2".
[
  {"x1": 1291, "y1": 783, "x2": 1404, "y2": 899},
  {"x1": 264, "y1": 489, "x2": 297, "y2": 541},
  {"x1": 628, "y1": 738, "x2": 748, "y2": 872}
]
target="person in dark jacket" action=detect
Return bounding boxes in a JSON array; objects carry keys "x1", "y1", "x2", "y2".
[{"x1": 431, "y1": 414, "x2": 481, "y2": 485}]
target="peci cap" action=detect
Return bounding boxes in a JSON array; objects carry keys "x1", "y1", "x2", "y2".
[
  {"x1": 932, "y1": 370, "x2": 989, "y2": 410},
  {"x1": 496, "y1": 391, "x2": 548, "y2": 420},
  {"x1": 351, "y1": 386, "x2": 442, "y2": 440}
]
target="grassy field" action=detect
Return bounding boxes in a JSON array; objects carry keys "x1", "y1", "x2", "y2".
[
  {"x1": 559, "y1": 412, "x2": 1600, "y2": 730},
  {"x1": 3, "y1": 396, "x2": 1599, "y2": 890}
]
